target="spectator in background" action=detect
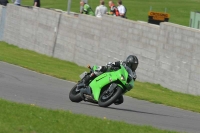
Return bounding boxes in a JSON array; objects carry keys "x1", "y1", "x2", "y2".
[
  {"x1": 117, "y1": 0, "x2": 126, "y2": 18},
  {"x1": 80, "y1": 0, "x2": 95, "y2": 16},
  {"x1": 0, "y1": 0, "x2": 8, "y2": 6},
  {"x1": 107, "y1": 1, "x2": 119, "y2": 16},
  {"x1": 14, "y1": 0, "x2": 21, "y2": 6},
  {"x1": 34, "y1": 0, "x2": 40, "y2": 7},
  {"x1": 95, "y1": 0, "x2": 107, "y2": 18}
]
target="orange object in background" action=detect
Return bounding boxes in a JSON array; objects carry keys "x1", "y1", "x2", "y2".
[{"x1": 148, "y1": 11, "x2": 170, "y2": 25}]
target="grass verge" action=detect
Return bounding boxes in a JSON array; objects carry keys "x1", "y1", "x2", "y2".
[
  {"x1": 0, "y1": 98, "x2": 178, "y2": 133},
  {"x1": 20, "y1": 0, "x2": 200, "y2": 26},
  {"x1": 0, "y1": 42, "x2": 200, "y2": 113}
]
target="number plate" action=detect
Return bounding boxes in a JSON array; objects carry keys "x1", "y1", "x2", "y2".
[{"x1": 79, "y1": 71, "x2": 87, "y2": 79}]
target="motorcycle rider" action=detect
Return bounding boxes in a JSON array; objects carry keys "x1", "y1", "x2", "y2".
[
  {"x1": 107, "y1": 1, "x2": 120, "y2": 16},
  {"x1": 80, "y1": 1, "x2": 95, "y2": 16},
  {"x1": 79, "y1": 55, "x2": 139, "y2": 105}
]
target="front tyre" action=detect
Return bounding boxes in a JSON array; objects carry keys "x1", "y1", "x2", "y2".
[
  {"x1": 69, "y1": 84, "x2": 82, "y2": 102},
  {"x1": 98, "y1": 87, "x2": 122, "y2": 107}
]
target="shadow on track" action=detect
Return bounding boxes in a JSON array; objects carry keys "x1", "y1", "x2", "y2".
[{"x1": 80, "y1": 102, "x2": 179, "y2": 118}]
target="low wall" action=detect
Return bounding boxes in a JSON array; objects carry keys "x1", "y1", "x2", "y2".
[
  {"x1": 0, "y1": 5, "x2": 3, "y2": 40},
  {"x1": 3, "y1": 5, "x2": 61, "y2": 56},
  {"x1": 0, "y1": 5, "x2": 6, "y2": 40},
  {"x1": 2, "y1": 4, "x2": 200, "y2": 95},
  {"x1": 157, "y1": 23, "x2": 200, "y2": 95}
]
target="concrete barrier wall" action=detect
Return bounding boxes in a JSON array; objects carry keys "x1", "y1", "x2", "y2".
[
  {"x1": 0, "y1": 5, "x2": 2, "y2": 23},
  {"x1": 157, "y1": 23, "x2": 200, "y2": 94},
  {"x1": 0, "y1": 5, "x2": 7, "y2": 40},
  {"x1": 0, "y1": 5, "x2": 3, "y2": 40},
  {"x1": 2, "y1": 4, "x2": 200, "y2": 95},
  {"x1": 3, "y1": 4, "x2": 61, "y2": 56},
  {"x1": 0, "y1": 5, "x2": 2, "y2": 15}
]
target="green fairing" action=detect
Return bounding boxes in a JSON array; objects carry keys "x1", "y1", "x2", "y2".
[{"x1": 89, "y1": 65, "x2": 134, "y2": 101}]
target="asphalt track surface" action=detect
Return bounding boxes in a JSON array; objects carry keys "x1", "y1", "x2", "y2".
[{"x1": 0, "y1": 62, "x2": 200, "y2": 133}]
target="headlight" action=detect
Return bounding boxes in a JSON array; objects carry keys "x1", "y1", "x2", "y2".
[{"x1": 121, "y1": 75, "x2": 125, "y2": 81}]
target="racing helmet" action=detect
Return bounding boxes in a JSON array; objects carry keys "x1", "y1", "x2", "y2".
[{"x1": 126, "y1": 55, "x2": 139, "y2": 71}]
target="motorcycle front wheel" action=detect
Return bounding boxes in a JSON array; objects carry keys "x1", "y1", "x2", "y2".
[
  {"x1": 98, "y1": 86, "x2": 122, "y2": 107},
  {"x1": 69, "y1": 84, "x2": 82, "y2": 102}
]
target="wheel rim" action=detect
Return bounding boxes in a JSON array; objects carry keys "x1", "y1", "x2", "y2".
[{"x1": 101, "y1": 89, "x2": 115, "y2": 102}]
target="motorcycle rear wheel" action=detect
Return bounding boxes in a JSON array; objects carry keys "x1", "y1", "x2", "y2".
[
  {"x1": 98, "y1": 86, "x2": 122, "y2": 107},
  {"x1": 69, "y1": 84, "x2": 82, "y2": 102}
]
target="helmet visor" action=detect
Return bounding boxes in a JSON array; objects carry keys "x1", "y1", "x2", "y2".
[{"x1": 132, "y1": 64, "x2": 138, "y2": 71}]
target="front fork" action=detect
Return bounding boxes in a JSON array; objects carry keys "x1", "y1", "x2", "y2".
[
  {"x1": 83, "y1": 72, "x2": 96, "y2": 86},
  {"x1": 78, "y1": 73, "x2": 96, "y2": 100}
]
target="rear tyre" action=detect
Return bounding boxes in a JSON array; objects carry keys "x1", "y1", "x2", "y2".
[
  {"x1": 69, "y1": 84, "x2": 82, "y2": 103},
  {"x1": 114, "y1": 95, "x2": 124, "y2": 105},
  {"x1": 98, "y1": 87, "x2": 122, "y2": 107}
]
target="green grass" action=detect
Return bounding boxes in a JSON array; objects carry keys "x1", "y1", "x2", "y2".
[
  {"x1": 0, "y1": 41, "x2": 200, "y2": 114},
  {"x1": 0, "y1": 42, "x2": 87, "y2": 82},
  {"x1": 19, "y1": 0, "x2": 200, "y2": 26},
  {"x1": 126, "y1": 83, "x2": 200, "y2": 112},
  {"x1": 0, "y1": 98, "x2": 178, "y2": 133}
]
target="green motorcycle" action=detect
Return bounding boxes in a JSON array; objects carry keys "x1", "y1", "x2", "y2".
[{"x1": 69, "y1": 64, "x2": 135, "y2": 107}]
